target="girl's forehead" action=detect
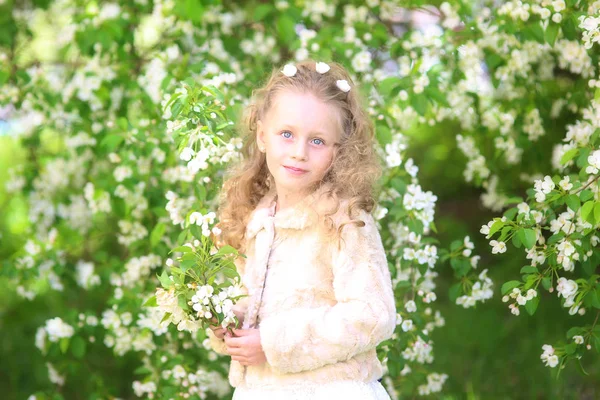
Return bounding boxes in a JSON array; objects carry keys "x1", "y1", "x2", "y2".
[{"x1": 268, "y1": 90, "x2": 343, "y2": 136}]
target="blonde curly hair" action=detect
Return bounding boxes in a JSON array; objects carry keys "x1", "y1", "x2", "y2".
[{"x1": 217, "y1": 59, "x2": 382, "y2": 252}]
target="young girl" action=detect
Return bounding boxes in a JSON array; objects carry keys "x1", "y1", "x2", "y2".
[{"x1": 208, "y1": 60, "x2": 397, "y2": 400}]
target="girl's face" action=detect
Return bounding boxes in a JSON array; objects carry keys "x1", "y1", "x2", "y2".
[{"x1": 257, "y1": 90, "x2": 342, "y2": 203}]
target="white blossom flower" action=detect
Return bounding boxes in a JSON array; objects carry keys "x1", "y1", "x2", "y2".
[
  {"x1": 490, "y1": 240, "x2": 507, "y2": 254},
  {"x1": 281, "y1": 64, "x2": 297, "y2": 77},
  {"x1": 405, "y1": 300, "x2": 417, "y2": 312},
  {"x1": 586, "y1": 150, "x2": 600, "y2": 174},
  {"x1": 540, "y1": 344, "x2": 559, "y2": 368},
  {"x1": 44, "y1": 317, "x2": 75, "y2": 342},
  {"x1": 180, "y1": 147, "x2": 195, "y2": 162},
  {"x1": 558, "y1": 176, "x2": 573, "y2": 191},
  {"x1": 336, "y1": 79, "x2": 351, "y2": 92},
  {"x1": 556, "y1": 277, "x2": 578, "y2": 298},
  {"x1": 315, "y1": 62, "x2": 330, "y2": 74}
]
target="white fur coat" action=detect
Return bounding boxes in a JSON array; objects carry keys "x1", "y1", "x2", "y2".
[{"x1": 208, "y1": 184, "x2": 397, "y2": 389}]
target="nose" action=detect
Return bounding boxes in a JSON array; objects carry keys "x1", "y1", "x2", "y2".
[{"x1": 291, "y1": 140, "x2": 308, "y2": 161}]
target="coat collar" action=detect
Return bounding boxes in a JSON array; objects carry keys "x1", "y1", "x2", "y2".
[{"x1": 245, "y1": 183, "x2": 333, "y2": 240}]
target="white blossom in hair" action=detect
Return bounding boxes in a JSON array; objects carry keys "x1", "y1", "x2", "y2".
[
  {"x1": 336, "y1": 79, "x2": 351, "y2": 92},
  {"x1": 281, "y1": 64, "x2": 297, "y2": 77},
  {"x1": 315, "y1": 62, "x2": 330, "y2": 74}
]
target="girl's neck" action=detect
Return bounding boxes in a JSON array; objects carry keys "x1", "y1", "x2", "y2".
[{"x1": 275, "y1": 191, "x2": 309, "y2": 213}]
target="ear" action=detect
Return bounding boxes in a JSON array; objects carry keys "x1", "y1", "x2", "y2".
[{"x1": 256, "y1": 120, "x2": 266, "y2": 149}]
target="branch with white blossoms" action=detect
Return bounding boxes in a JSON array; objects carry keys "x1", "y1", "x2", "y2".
[
  {"x1": 537, "y1": 309, "x2": 600, "y2": 376},
  {"x1": 147, "y1": 232, "x2": 246, "y2": 335},
  {"x1": 440, "y1": 235, "x2": 494, "y2": 309},
  {"x1": 481, "y1": 104, "x2": 600, "y2": 371},
  {"x1": 163, "y1": 82, "x2": 242, "y2": 175}
]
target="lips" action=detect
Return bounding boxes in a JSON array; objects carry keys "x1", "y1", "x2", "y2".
[{"x1": 283, "y1": 165, "x2": 308, "y2": 173}]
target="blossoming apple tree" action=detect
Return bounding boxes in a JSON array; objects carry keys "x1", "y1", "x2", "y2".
[{"x1": 1, "y1": 0, "x2": 600, "y2": 398}]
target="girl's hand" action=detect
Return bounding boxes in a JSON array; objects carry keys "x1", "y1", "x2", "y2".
[
  {"x1": 209, "y1": 309, "x2": 245, "y2": 339},
  {"x1": 208, "y1": 318, "x2": 227, "y2": 339},
  {"x1": 224, "y1": 328, "x2": 267, "y2": 366}
]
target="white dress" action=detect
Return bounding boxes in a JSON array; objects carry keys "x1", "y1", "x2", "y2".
[{"x1": 232, "y1": 379, "x2": 392, "y2": 400}]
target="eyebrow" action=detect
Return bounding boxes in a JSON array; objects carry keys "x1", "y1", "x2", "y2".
[{"x1": 280, "y1": 124, "x2": 329, "y2": 137}]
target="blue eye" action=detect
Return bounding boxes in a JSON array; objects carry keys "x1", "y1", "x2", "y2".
[
  {"x1": 312, "y1": 138, "x2": 324, "y2": 146},
  {"x1": 281, "y1": 131, "x2": 292, "y2": 139}
]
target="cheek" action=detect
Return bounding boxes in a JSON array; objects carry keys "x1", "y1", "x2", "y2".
[{"x1": 316, "y1": 149, "x2": 335, "y2": 171}]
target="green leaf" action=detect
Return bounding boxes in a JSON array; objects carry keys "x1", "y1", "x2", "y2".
[
  {"x1": 71, "y1": 336, "x2": 86, "y2": 359},
  {"x1": 520, "y1": 266, "x2": 538, "y2": 274},
  {"x1": 174, "y1": 0, "x2": 205, "y2": 23},
  {"x1": 160, "y1": 312, "x2": 172, "y2": 324},
  {"x1": 170, "y1": 245, "x2": 193, "y2": 254},
  {"x1": 488, "y1": 219, "x2": 504, "y2": 237},
  {"x1": 277, "y1": 14, "x2": 296, "y2": 45},
  {"x1": 565, "y1": 342, "x2": 577, "y2": 355},
  {"x1": 177, "y1": 294, "x2": 189, "y2": 311},
  {"x1": 449, "y1": 283, "x2": 462, "y2": 303},
  {"x1": 179, "y1": 259, "x2": 196, "y2": 272},
  {"x1": 407, "y1": 218, "x2": 424, "y2": 235},
  {"x1": 171, "y1": 100, "x2": 184, "y2": 118},
  {"x1": 566, "y1": 327, "x2": 584, "y2": 339},
  {"x1": 562, "y1": 14, "x2": 577, "y2": 40},
  {"x1": 499, "y1": 226, "x2": 512, "y2": 242},
  {"x1": 253, "y1": 4, "x2": 272, "y2": 21},
  {"x1": 542, "y1": 276, "x2": 552, "y2": 290},
  {"x1": 100, "y1": 134, "x2": 124, "y2": 151},
  {"x1": 424, "y1": 86, "x2": 448, "y2": 107},
  {"x1": 221, "y1": 266, "x2": 239, "y2": 279},
  {"x1": 594, "y1": 336, "x2": 600, "y2": 353},
  {"x1": 411, "y1": 93, "x2": 428, "y2": 116},
  {"x1": 60, "y1": 337, "x2": 69, "y2": 354},
  {"x1": 592, "y1": 288, "x2": 600, "y2": 309},
  {"x1": 576, "y1": 358, "x2": 590, "y2": 376},
  {"x1": 430, "y1": 221, "x2": 438, "y2": 234},
  {"x1": 525, "y1": 296, "x2": 539, "y2": 316},
  {"x1": 548, "y1": 232, "x2": 564, "y2": 245},
  {"x1": 525, "y1": 22, "x2": 545, "y2": 44},
  {"x1": 577, "y1": 147, "x2": 591, "y2": 168},
  {"x1": 512, "y1": 233, "x2": 522, "y2": 248},
  {"x1": 501, "y1": 280, "x2": 521, "y2": 295},
  {"x1": 134, "y1": 366, "x2": 152, "y2": 375},
  {"x1": 450, "y1": 257, "x2": 471, "y2": 278},
  {"x1": 143, "y1": 296, "x2": 157, "y2": 307},
  {"x1": 158, "y1": 270, "x2": 173, "y2": 289},
  {"x1": 594, "y1": 202, "x2": 600, "y2": 225},
  {"x1": 216, "y1": 245, "x2": 237, "y2": 257},
  {"x1": 580, "y1": 201, "x2": 594, "y2": 222},
  {"x1": 518, "y1": 228, "x2": 537, "y2": 249},
  {"x1": 503, "y1": 208, "x2": 518, "y2": 221},
  {"x1": 566, "y1": 194, "x2": 580, "y2": 212},
  {"x1": 580, "y1": 189, "x2": 594, "y2": 202},
  {"x1": 376, "y1": 125, "x2": 392, "y2": 145},
  {"x1": 545, "y1": 23, "x2": 560, "y2": 47},
  {"x1": 378, "y1": 77, "x2": 401, "y2": 97},
  {"x1": 150, "y1": 222, "x2": 166, "y2": 248},
  {"x1": 450, "y1": 240, "x2": 462, "y2": 252}
]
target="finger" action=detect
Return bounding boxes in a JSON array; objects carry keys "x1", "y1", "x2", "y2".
[
  {"x1": 224, "y1": 335, "x2": 241, "y2": 347},
  {"x1": 231, "y1": 355, "x2": 247, "y2": 365},
  {"x1": 227, "y1": 347, "x2": 247, "y2": 358}
]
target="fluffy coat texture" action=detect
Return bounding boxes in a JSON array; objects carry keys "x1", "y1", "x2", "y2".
[{"x1": 208, "y1": 184, "x2": 397, "y2": 389}]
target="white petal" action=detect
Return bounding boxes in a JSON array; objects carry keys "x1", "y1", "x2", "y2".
[
  {"x1": 336, "y1": 79, "x2": 351, "y2": 92},
  {"x1": 281, "y1": 64, "x2": 297, "y2": 77},
  {"x1": 315, "y1": 62, "x2": 330, "y2": 74}
]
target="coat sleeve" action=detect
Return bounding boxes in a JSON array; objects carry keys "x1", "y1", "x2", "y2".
[
  {"x1": 258, "y1": 210, "x2": 397, "y2": 374},
  {"x1": 207, "y1": 255, "x2": 250, "y2": 355}
]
